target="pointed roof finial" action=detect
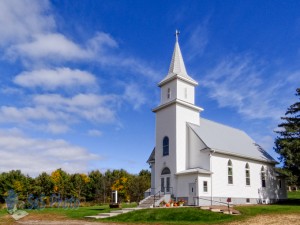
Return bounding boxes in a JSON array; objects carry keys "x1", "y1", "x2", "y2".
[
  {"x1": 158, "y1": 30, "x2": 198, "y2": 87},
  {"x1": 175, "y1": 29, "x2": 180, "y2": 42}
]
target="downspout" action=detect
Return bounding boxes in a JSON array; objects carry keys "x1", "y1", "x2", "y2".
[{"x1": 210, "y1": 149, "x2": 215, "y2": 206}]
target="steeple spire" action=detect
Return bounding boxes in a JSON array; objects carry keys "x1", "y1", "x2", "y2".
[
  {"x1": 159, "y1": 30, "x2": 198, "y2": 87},
  {"x1": 168, "y1": 29, "x2": 187, "y2": 75}
]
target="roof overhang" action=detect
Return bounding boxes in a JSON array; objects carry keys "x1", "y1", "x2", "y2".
[
  {"x1": 152, "y1": 99, "x2": 203, "y2": 113},
  {"x1": 175, "y1": 168, "x2": 212, "y2": 176},
  {"x1": 202, "y1": 148, "x2": 278, "y2": 165},
  {"x1": 158, "y1": 74, "x2": 198, "y2": 87}
]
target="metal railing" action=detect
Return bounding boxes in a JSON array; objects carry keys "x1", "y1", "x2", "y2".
[{"x1": 193, "y1": 196, "x2": 234, "y2": 213}]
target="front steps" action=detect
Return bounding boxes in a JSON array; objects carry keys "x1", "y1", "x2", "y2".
[{"x1": 138, "y1": 194, "x2": 166, "y2": 208}]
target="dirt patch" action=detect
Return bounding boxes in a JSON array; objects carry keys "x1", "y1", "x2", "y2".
[
  {"x1": 1, "y1": 213, "x2": 298, "y2": 225},
  {"x1": 226, "y1": 213, "x2": 300, "y2": 225}
]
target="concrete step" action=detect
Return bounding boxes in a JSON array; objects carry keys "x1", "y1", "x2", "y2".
[
  {"x1": 210, "y1": 208, "x2": 223, "y2": 213},
  {"x1": 200, "y1": 206, "x2": 210, "y2": 210},
  {"x1": 85, "y1": 215, "x2": 110, "y2": 219}
]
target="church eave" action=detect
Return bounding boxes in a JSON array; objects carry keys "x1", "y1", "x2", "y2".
[
  {"x1": 204, "y1": 148, "x2": 278, "y2": 165},
  {"x1": 158, "y1": 74, "x2": 198, "y2": 87},
  {"x1": 175, "y1": 168, "x2": 212, "y2": 176},
  {"x1": 152, "y1": 99, "x2": 203, "y2": 113}
]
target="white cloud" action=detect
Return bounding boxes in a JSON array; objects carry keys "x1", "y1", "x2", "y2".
[
  {"x1": 0, "y1": 0, "x2": 55, "y2": 45},
  {"x1": 0, "y1": 0, "x2": 159, "y2": 82},
  {"x1": 33, "y1": 93, "x2": 118, "y2": 123},
  {"x1": 8, "y1": 33, "x2": 91, "y2": 61},
  {"x1": 88, "y1": 129, "x2": 103, "y2": 137},
  {"x1": 45, "y1": 123, "x2": 69, "y2": 134},
  {"x1": 185, "y1": 21, "x2": 209, "y2": 61},
  {"x1": 0, "y1": 106, "x2": 68, "y2": 123},
  {"x1": 123, "y1": 83, "x2": 146, "y2": 110},
  {"x1": 14, "y1": 67, "x2": 97, "y2": 90},
  {"x1": 0, "y1": 93, "x2": 119, "y2": 127},
  {"x1": 0, "y1": 131, "x2": 100, "y2": 176},
  {"x1": 202, "y1": 55, "x2": 300, "y2": 121}
]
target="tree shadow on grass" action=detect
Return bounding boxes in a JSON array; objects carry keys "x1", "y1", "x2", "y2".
[{"x1": 278, "y1": 199, "x2": 300, "y2": 206}]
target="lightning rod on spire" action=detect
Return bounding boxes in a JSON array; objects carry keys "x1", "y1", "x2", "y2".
[{"x1": 175, "y1": 29, "x2": 180, "y2": 42}]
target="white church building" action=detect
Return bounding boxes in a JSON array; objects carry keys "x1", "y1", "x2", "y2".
[{"x1": 146, "y1": 33, "x2": 287, "y2": 206}]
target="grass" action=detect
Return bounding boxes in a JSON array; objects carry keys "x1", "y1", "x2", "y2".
[
  {"x1": 102, "y1": 207, "x2": 235, "y2": 224},
  {"x1": 0, "y1": 202, "x2": 137, "y2": 222},
  {"x1": 288, "y1": 190, "x2": 300, "y2": 199},
  {"x1": 101, "y1": 193, "x2": 300, "y2": 224},
  {"x1": 0, "y1": 192, "x2": 300, "y2": 224}
]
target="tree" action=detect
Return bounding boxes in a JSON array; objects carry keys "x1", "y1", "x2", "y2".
[
  {"x1": 70, "y1": 173, "x2": 90, "y2": 200},
  {"x1": 35, "y1": 172, "x2": 54, "y2": 197},
  {"x1": 127, "y1": 170, "x2": 151, "y2": 202},
  {"x1": 274, "y1": 88, "x2": 300, "y2": 186},
  {"x1": 87, "y1": 170, "x2": 103, "y2": 202},
  {"x1": 50, "y1": 169, "x2": 71, "y2": 198}
]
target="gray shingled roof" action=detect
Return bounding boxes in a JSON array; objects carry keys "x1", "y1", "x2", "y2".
[{"x1": 188, "y1": 118, "x2": 276, "y2": 163}]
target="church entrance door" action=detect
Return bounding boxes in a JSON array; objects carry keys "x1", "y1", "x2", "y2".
[
  {"x1": 188, "y1": 183, "x2": 196, "y2": 205},
  {"x1": 161, "y1": 177, "x2": 170, "y2": 193},
  {"x1": 161, "y1": 167, "x2": 171, "y2": 194}
]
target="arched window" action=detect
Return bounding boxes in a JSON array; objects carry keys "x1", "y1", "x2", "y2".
[
  {"x1": 167, "y1": 88, "x2": 171, "y2": 99},
  {"x1": 228, "y1": 160, "x2": 233, "y2": 184},
  {"x1": 245, "y1": 163, "x2": 250, "y2": 186},
  {"x1": 161, "y1": 167, "x2": 171, "y2": 175},
  {"x1": 261, "y1": 166, "x2": 266, "y2": 187},
  {"x1": 163, "y1": 136, "x2": 169, "y2": 156}
]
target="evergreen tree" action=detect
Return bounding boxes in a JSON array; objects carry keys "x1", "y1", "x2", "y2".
[{"x1": 274, "y1": 88, "x2": 300, "y2": 186}]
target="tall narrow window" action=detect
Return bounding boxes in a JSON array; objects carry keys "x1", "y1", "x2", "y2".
[
  {"x1": 203, "y1": 181, "x2": 208, "y2": 192},
  {"x1": 167, "y1": 88, "x2": 171, "y2": 99},
  {"x1": 228, "y1": 160, "x2": 233, "y2": 184},
  {"x1": 166, "y1": 177, "x2": 170, "y2": 192},
  {"x1": 245, "y1": 163, "x2": 250, "y2": 186},
  {"x1": 261, "y1": 166, "x2": 266, "y2": 188},
  {"x1": 161, "y1": 177, "x2": 164, "y2": 192},
  {"x1": 163, "y1": 136, "x2": 169, "y2": 156}
]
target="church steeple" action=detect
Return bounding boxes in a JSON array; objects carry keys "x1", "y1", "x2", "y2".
[
  {"x1": 159, "y1": 30, "x2": 198, "y2": 87},
  {"x1": 168, "y1": 30, "x2": 188, "y2": 76}
]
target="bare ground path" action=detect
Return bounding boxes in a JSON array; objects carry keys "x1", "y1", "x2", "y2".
[{"x1": 1, "y1": 213, "x2": 300, "y2": 225}]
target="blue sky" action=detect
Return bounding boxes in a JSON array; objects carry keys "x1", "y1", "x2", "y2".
[{"x1": 0, "y1": 0, "x2": 299, "y2": 176}]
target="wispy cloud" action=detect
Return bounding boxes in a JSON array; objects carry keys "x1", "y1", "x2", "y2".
[
  {"x1": 0, "y1": 0, "x2": 55, "y2": 46},
  {"x1": 184, "y1": 20, "x2": 209, "y2": 61},
  {"x1": 0, "y1": 130, "x2": 101, "y2": 176},
  {"x1": 202, "y1": 54, "x2": 300, "y2": 121},
  {"x1": 123, "y1": 83, "x2": 147, "y2": 110},
  {"x1": 14, "y1": 67, "x2": 97, "y2": 90},
  {"x1": 88, "y1": 129, "x2": 103, "y2": 137}
]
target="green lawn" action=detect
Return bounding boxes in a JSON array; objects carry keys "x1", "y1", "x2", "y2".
[
  {"x1": 0, "y1": 195, "x2": 299, "y2": 224},
  {"x1": 101, "y1": 202, "x2": 300, "y2": 224},
  {"x1": 102, "y1": 207, "x2": 235, "y2": 224},
  {"x1": 288, "y1": 190, "x2": 300, "y2": 199},
  {"x1": 0, "y1": 203, "x2": 137, "y2": 221}
]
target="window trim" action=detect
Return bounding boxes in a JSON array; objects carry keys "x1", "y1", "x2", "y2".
[
  {"x1": 203, "y1": 181, "x2": 208, "y2": 192},
  {"x1": 228, "y1": 160, "x2": 233, "y2": 185},
  {"x1": 245, "y1": 163, "x2": 250, "y2": 186},
  {"x1": 163, "y1": 136, "x2": 169, "y2": 156}
]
